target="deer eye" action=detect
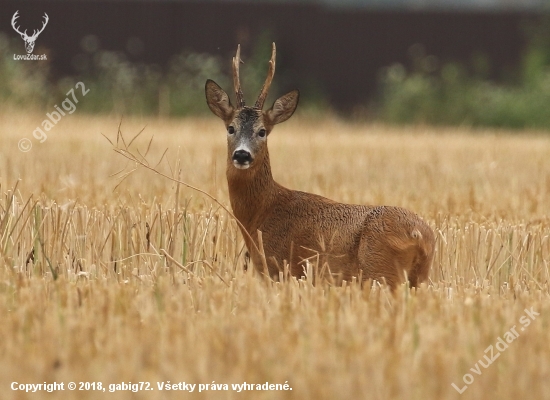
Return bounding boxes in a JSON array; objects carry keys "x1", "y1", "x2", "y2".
[
  {"x1": 227, "y1": 126, "x2": 235, "y2": 135},
  {"x1": 258, "y1": 129, "x2": 266, "y2": 138}
]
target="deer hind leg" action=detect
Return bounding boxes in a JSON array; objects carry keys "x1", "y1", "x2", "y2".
[
  {"x1": 406, "y1": 232, "x2": 435, "y2": 288},
  {"x1": 406, "y1": 249, "x2": 431, "y2": 288},
  {"x1": 357, "y1": 208, "x2": 435, "y2": 290},
  {"x1": 357, "y1": 239, "x2": 402, "y2": 290},
  {"x1": 357, "y1": 230, "x2": 423, "y2": 290}
]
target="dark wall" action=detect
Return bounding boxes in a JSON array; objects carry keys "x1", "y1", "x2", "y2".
[{"x1": 1, "y1": 1, "x2": 539, "y2": 109}]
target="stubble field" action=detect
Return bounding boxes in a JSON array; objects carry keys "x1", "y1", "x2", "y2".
[{"x1": 0, "y1": 110, "x2": 549, "y2": 399}]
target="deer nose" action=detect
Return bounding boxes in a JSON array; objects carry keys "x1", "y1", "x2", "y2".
[{"x1": 232, "y1": 149, "x2": 253, "y2": 164}]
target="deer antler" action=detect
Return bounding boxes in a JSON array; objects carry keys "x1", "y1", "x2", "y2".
[
  {"x1": 254, "y1": 42, "x2": 276, "y2": 110},
  {"x1": 11, "y1": 11, "x2": 49, "y2": 40},
  {"x1": 31, "y1": 13, "x2": 49, "y2": 40},
  {"x1": 233, "y1": 45, "x2": 245, "y2": 108},
  {"x1": 11, "y1": 11, "x2": 27, "y2": 38}
]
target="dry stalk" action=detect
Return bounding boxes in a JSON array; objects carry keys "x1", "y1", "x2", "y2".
[{"x1": 105, "y1": 125, "x2": 271, "y2": 278}]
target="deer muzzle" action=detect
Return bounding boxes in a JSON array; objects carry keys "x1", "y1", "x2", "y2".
[{"x1": 232, "y1": 149, "x2": 253, "y2": 169}]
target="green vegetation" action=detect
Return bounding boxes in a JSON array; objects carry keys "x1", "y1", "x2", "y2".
[
  {"x1": 3, "y1": 20, "x2": 550, "y2": 129},
  {"x1": 378, "y1": 22, "x2": 550, "y2": 129},
  {"x1": 0, "y1": 33, "x2": 278, "y2": 116}
]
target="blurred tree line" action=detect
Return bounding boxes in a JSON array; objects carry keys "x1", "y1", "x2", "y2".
[
  {"x1": 2, "y1": 19, "x2": 550, "y2": 129},
  {"x1": 377, "y1": 18, "x2": 550, "y2": 129}
]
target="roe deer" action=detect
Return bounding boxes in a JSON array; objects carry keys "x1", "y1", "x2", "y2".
[{"x1": 205, "y1": 43, "x2": 435, "y2": 289}]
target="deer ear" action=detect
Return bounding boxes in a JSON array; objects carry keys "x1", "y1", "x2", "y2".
[
  {"x1": 265, "y1": 90, "x2": 299, "y2": 126},
  {"x1": 205, "y1": 80, "x2": 234, "y2": 123}
]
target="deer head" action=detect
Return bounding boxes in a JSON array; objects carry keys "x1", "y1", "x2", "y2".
[
  {"x1": 11, "y1": 11, "x2": 49, "y2": 54},
  {"x1": 205, "y1": 43, "x2": 299, "y2": 170}
]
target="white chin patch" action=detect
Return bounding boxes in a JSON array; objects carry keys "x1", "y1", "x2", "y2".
[{"x1": 233, "y1": 161, "x2": 250, "y2": 170}]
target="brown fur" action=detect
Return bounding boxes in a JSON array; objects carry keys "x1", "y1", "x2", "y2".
[
  {"x1": 226, "y1": 149, "x2": 434, "y2": 288},
  {"x1": 205, "y1": 45, "x2": 435, "y2": 289}
]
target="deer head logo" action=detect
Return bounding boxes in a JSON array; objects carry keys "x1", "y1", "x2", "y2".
[{"x1": 11, "y1": 11, "x2": 49, "y2": 54}]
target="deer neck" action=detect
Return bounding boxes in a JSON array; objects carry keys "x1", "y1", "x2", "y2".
[{"x1": 226, "y1": 151, "x2": 276, "y2": 230}]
